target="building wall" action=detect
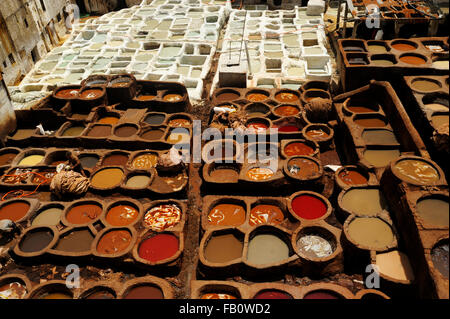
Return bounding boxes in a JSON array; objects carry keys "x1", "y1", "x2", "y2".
[
  {"x1": 0, "y1": 0, "x2": 75, "y2": 85},
  {"x1": 0, "y1": 75, "x2": 16, "y2": 142}
]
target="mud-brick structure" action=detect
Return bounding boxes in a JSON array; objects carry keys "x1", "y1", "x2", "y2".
[{"x1": 0, "y1": 0, "x2": 75, "y2": 86}]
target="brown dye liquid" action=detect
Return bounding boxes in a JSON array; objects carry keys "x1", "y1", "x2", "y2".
[
  {"x1": 102, "y1": 154, "x2": 129, "y2": 166},
  {"x1": 400, "y1": 55, "x2": 426, "y2": 65},
  {"x1": 145, "y1": 114, "x2": 166, "y2": 125},
  {"x1": 169, "y1": 118, "x2": 191, "y2": 127},
  {"x1": 91, "y1": 168, "x2": 124, "y2": 189},
  {"x1": 132, "y1": 154, "x2": 158, "y2": 169},
  {"x1": 80, "y1": 89, "x2": 103, "y2": 99},
  {"x1": 204, "y1": 233, "x2": 243, "y2": 263},
  {"x1": 411, "y1": 80, "x2": 441, "y2": 92},
  {"x1": 19, "y1": 230, "x2": 54, "y2": 252},
  {"x1": 208, "y1": 204, "x2": 246, "y2": 226},
  {"x1": 97, "y1": 230, "x2": 132, "y2": 254},
  {"x1": 115, "y1": 125, "x2": 138, "y2": 137},
  {"x1": 347, "y1": 106, "x2": 378, "y2": 113},
  {"x1": 363, "y1": 149, "x2": 400, "y2": 167},
  {"x1": 354, "y1": 118, "x2": 386, "y2": 127},
  {"x1": 123, "y1": 285, "x2": 164, "y2": 299},
  {"x1": 141, "y1": 129, "x2": 165, "y2": 140},
  {"x1": 393, "y1": 159, "x2": 439, "y2": 184},
  {"x1": 66, "y1": 204, "x2": 102, "y2": 224},
  {"x1": 347, "y1": 217, "x2": 394, "y2": 249},
  {"x1": 85, "y1": 290, "x2": 115, "y2": 299},
  {"x1": 0, "y1": 201, "x2": 30, "y2": 221},
  {"x1": 40, "y1": 292, "x2": 72, "y2": 299},
  {"x1": 163, "y1": 94, "x2": 183, "y2": 102},
  {"x1": 391, "y1": 43, "x2": 416, "y2": 51},
  {"x1": 341, "y1": 188, "x2": 387, "y2": 216},
  {"x1": 11, "y1": 129, "x2": 35, "y2": 139},
  {"x1": 249, "y1": 205, "x2": 284, "y2": 226},
  {"x1": 306, "y1": 128, "x2": 329, "y2": 139},
  {"x1": 338, "y1": 169, "x2": 368, "y2": 185},
  {"x1": 87, "y1": 125, "x2": 112, "y2": 137},
  {"x1": 274, "y1": 106, "x2": 299, "y2": 116},
  {"x1": 362, "y1": 130, "x2": 398, "y2": 144},
  {"x1": 54, "y1": 229, "x2": 94, "y2": 252},
  {"x1": 79, "y1": 155, "x2": 99, "y2": 168},
  {"x1": 275, "y1": 92, "x2": 299, "y2": 103},
  {"x1": 0, "y1": 153, "x2": 17, "y2": 165},
  {"x1": 416, "y1": 198, "x2": 448, "y2": 227},
  {"x1": 209, "y1": 167, "x2": 239, "y2": 183},
  {"x1": 98, "y1": 117, "x2": 119, "y2": 124},
  {"x1": 55, "y1": 88, "x2": 79, "y2": 98},
  {"x1": 136, "y1": 94, "x2": 156, "y2": 101},
  {"x1": 247, "y1": 93, "x2": 269, "y2": 102},
  {"x1": 216, "y1": 92, "x2": 240, "y2": 101},
  {"x1": 287, "y1": 158, "x2": 319, "y2": 179},
  {"x1": 62, "y1": 126, "x2": 85, "y2": 136}
]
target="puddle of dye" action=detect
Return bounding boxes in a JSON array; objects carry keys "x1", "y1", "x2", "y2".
[
  {"x1": 254, "y1": 290, "x2": 292, "y2": 299},
  {"x1": 87, "y1": 125, "x2": 111, "y2": 137},
  {"x1": 362, "y1": 130, "x2": 398, "y2": 144},
  {"x1": 54, "y1": 229, "x2": 94, "y2": 252},
  {"x1": 208, "y1": 203, "x2": 246, "y2": 226},
  {"x1": 249, "y1": 204, "x2": 284, "y2": 226},
  {"x1": 66, "y1": 204, "x2": 102, "y2": 224},
  {"x1": 291, "y1": 194, "x2": 327, "y2": 220},
  {"x1": 144, "y1": 204, "x2": 181, "y2": 231},
  {"x1": 97, "y1": 230, "x2": 132, "y2": 254},
  {"x1": 79, "y1": 155, "x2": 98, "y2": 168},
  {"x1": 347, "y1": 217, "x2": 394, "y2": 249},
  {"x1": 287, "y1": 158, "x2": 320, "y2": 179},
  {"x1": 432, "y1": 243, "x2": 449, "y2": 279},
  {"x1": 341, "y1": 188, "x2": 387, "y2": 216},
  {"x1": 106, "y1": 205, "x2": 139, "y2": 226},
  {"x1": 247, "y1": 167, "x2": 274, "y2": 180},
  {"x1": 0, "y1": 282, "x2": 27, "y2": 299},
  {"x1": 123, "y1": 285, "x2": 164, "y2": 299},
  {"x1": 247, "y1": 234, "x2": 290, "y2": 265},
  {"x1": 204, "y1": 233, "x2": 243, "y2": 263},
  {"x1": 338, "y1": 169, "x2": 368, "y2": 185},
  {"x1": 393, "y1": 159, "x2": 439, "y2": 184},
  {"x1": 138, "y1": 233, "x2": 179, "y2": 262},
  {"x1": 297, "y1": 234, "x2": 333, "y2": 258},
  {"x1": 411, "y1": 80, "x2": 441, "y2": 92},
  {"x1": 18, "y1": 155, "x2": 44, "y2": 166},
  {"x1": 32, "y1": 207, "x2": 63, "y2": 226},
  {"x1": 284, "y1": 142, "x2": 315, "y2": 156},
  {"x1": 91, "y1": 168, "x2": 124, "y2": 189},
  {"x1": 416, "y1": 197, "x2": 449, "y2": 227},
  {"x1": 304, "y1": 290, "x2": 342, "y2": 299},
  {"x1": 11, "y1": 129, "x2": 35, "y2": 139},
  {"x1": 376, "y1": 250, "x2": 415, "y2": 281},
  {"x1": 363, "y1": 149, "x2": 400, "y2": 167},
  {"x1": 132, "y1": 154, "x2": 158, "y2": 169},
  {"x1": 19, "y1": 230, "x2": 53, "y2": 252},
  {"x1": 0, "y1": 201, "x2": 30, "y2": 221}
]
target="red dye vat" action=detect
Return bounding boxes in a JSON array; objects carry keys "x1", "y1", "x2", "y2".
[
  {"x1": 138, "y1": 233, "x2": 179, "y2": 263},
  {"x1": 274, "y1": 125, "x2": 300, "y2": 132},
  {"x1": 254, "y1": 290, "x2": 293, "y2": 299},
  {"x1": 291, "y1": 194, "x2": 327, "y2": 220},
  {"x1": 303, "y1": 290, "x2": 342, "y2": 299}
]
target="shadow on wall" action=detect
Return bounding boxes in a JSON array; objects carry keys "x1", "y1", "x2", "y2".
[{"x1": 78, "y1": 0, "x2": 130, "y2": 15}]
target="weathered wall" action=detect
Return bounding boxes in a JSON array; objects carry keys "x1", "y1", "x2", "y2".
[
  {"x1": 0, "y1": 75, "x2": 16, "y2": 142},
  {"x1": 0, "y1": 0, "x2": 74, "y2": 85}
]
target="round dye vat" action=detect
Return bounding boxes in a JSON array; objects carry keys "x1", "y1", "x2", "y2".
[
  {"x1": 138, "y1": 233, "x2": 179, "y2": 263},
  {"x1": 431, "y1": 242, "x2": 449, "y2": 279},
  {"x1": 87, "y1": 125, "x2": 111, "y2": 137},
  {"x1": 0, "y1": 282, "x2": 27, "y2": 299},
  {"x1": 80, "y1": 89, "x2": 103, "y2": 99},
  {"x1": 106, "y1": 205, "x2": 139, "y2": 226},
  {"x1": 91, "y1": 168, "x2": 124, "y2": 189},
  {"x1": 303, "y1": 290, "x2": 342, "y2": 299},
  {"x1": 284, "y1": 142, "x2": 315, "y2": 156},
  {"x1": 338, "y1": 169, "x2": 368, "y2": 186},
  {"x1": 368, "y1": 44, "x2": 387, "y2": 53},
  {"x1": 54, "y1": 229, "x2": 94, "y2": 252},
  {"x1": 123, "y1": 285, "x2": 164, "y2": 299},
  {"x1": 97, "y1": 230, "x2": 132, "y2": 255},
  {"x1": 216, "y1": 91, "x2": 240, "y2": 102},
  {"x1": 297, "y1": 234, "x2": 333, "y2": 259},
  {"x1": 346, "y1": 105, "x2": 378, "y2": 113},
  {"x1": 274, "y1": 124, "x2": 300, "y2": 132},
  {"x1": 62, "y1": 126, "x2": 85, "y2": 136},
  {"x1": 144, "y1": 204, "x2": 181, "y2": 231},
  {"x1": 55, "y1": 88, "x2": 79, "y2": 99},
  {"x1": 85, "y1": 290, "x2": 115, "y2": 299},
  {"x1": 306, "y1": 128, "x2": 330, "y2": 139},
  {"x1": 347, "y1": 217, "x2": 394, "y2": 249},
  {"x1": 125, "y1": 175, "x2": 152, "y2": 188},
  {"x1": 400, "y1": 55, "x2": 426, "y2": 65},
  {"x1": 114, "y1": 125, "x2": 138, "y2": 138},
  {"x1": 275, "y1": 92, "x2": 299, "y2": 103},
  {"x1": 249, "y1": 205, "x2": 284, "y2": 226},
  {"x1": 18, "y1": 155, "x2": 44, "y2": 166},
  {"x1": 247, "y1": 234, "x2": 290, "y2": 265},
  {"x1": 132, "y1": 154, "x2": 158, "y2": 169},
  {"x1": 363, "y1": 149, "x2": 401, "y2": 167},
  {"x1": 11, "y1": 129, "x2": 35, "y2": 139},
  {"x1": 416, "y1": 197, "x2": 449, "y2": 227},
  {"x1": 254, "y1": 290, "x2": 292, "y2": 299},
  {"x1": 19, "y1": 230, "x2": 54, "y2": 253},
  {"x1": 169, "y1": 118, "x2": 191, "y2": 127},
  {"x1": 371, "y1": 59, "x2": 394, "y2": 66},
  {"x1": 341, "y1": 188, "x2": 387, "y2": 216},
  {"x1": 40, "y1": 292, "x2": 72, "y2": 299},
  {"x1": 0, "y1": 152, "x2": 17, "y2": 166},
  {"x1": 354, "y1": 118, "x2": 386, "y2": 128},
  {"x1": 291, "y1": 194, "x2": 327, "y2": 220},
  {"x1": 391, "y1": 42, "x2": 416, "y2": 51},
  {"x1": 247, "y1": 93, "x2": 269, "y2": 102},
  {"x1": 287, "y1": 158, "x2": 320, "y2": 179},
  {"x1": 0, "y1": 201, "x2": 30, "y2": 221},
  {"x1": 66, "y1": 203, "x2": 102, "y2": 224},
  {"x1": 247, "y1": 121, "x2": 269, "y2": 132},
  {"x1": 375, "y1": 250, "x2": 415, "y2": 281},
  {"x1": 247, "y1": 167, "x2": 274, "y2": 181},
  {"x1": 32, "y1": 207, "x2": 63, "y2": 226},
  {"x1": 102, "y1": 154, "x2": 129, "y2": 167},
  {"x1": 362, "y1": 129, "x2": 398, "y2": 144},
  {"x1": 163, "y1": 94, "x2": 183, "y2": 102},
  {"x1": 141, "y1": 129, "x2": 165, "y2": 140},
  {"x1": 136, "y1": 94, "x2": 156, "y2": 101},
  {"x1": 202, "y1": 293, "x2": 237, "y2": 299},
  {"x1": 393, "y1": 159, "x2": 439, "y2": 184},
  {"x1": 145, "y1": 114, "x2": 166, "y2": 125},
  {"x1": 411, "y1": 79, "x2": 441, "y2": 92},
  {"x1": 79, "y1": 155, "x2": 99, "y2": 169},
  {"x1": 273, "y1": 105, "x2": 300, "y2": 117},
  {"x1": 208, "y1": 203, "x2": 246, "y2": 227},
  {"x1": 431, "y1": 114, "x2": 449, "y2": 129},
  {"x1": 209, "y1": 166, "x2": 239, "y2": 183},
  {"x1": 204, "y1": 233, "x2": 243, "y2": 263},
  {"x1": 98, "y1": 117, "x2": 119, "y2": 125}
]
